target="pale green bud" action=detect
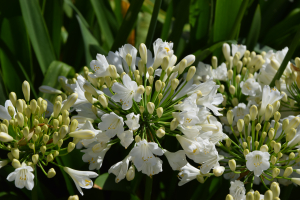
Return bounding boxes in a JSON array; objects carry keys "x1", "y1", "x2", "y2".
[
  {"x1": 32, "y1": 134, "x2": 38, "y2": 142},
  {"x1": 260, "y1": 145, "x2": 268, "y2": 152},
  {"x1": 226, "y1": 194, "x2": 234, "y2": 200},
  {"x1": 61, "y1": 93, "x2": 78, "y2": 112},
  {"x1": 227, "y1": 110, "x2": 233, "y2": 125},
  {"x1": 125, "y1": 53, "x2": 132, "y2": 67},
  {"x1": 289, "y1": 152, "x2": 295, "y2": 160},
  {"x1": 47, "y1": 168, "x2": 56, "y2": 178},
  {"x1": 126, "y1": 165, "x2": 135, "y2": 181},
  {"x1": 219, "y1": 85, "x2": 224, "y2": 93},
  {"x1": 40, "y1": 146, "x2": 46, "y2": 154},
  {"x1": 57, "y1": 139, "x2": 63, "y2": 148},
  {"x1": 47, "y1": 153, "x2": 54, "y2": 162},
  {"x1": 274, "y1": 143, "x2": 281, "y2": 153},
  {"x1": 60, "y1": 125, "x2": 69, "y2": 139},
  {"x1": 84, "y1": 91, "x2": 95, "y2": 104},
  {"x1": 283, "y1": 167, "x2": 293, "y2": 177},
  {"x1": 274, "y1": 111, "x2": 281, "y2": 122},
  {"x1": 211, "y1": 56, "x2": 217, "y2": 69},
  {"x1": 246, "y1": 192, "x2": 254, "y2": 200},
  {"x1": 265, "y1": 104, "x2": 273, "y2": 121},
  {"x1": 178, "y1": 59, "x2": 187, "y2": 74},
  {"x1": 242, "y1": 142, "x2": 247, "y2": 149},
  {"x1": 0, "y1": 124, "x2": 8, "y2": 133},
  {"x1": 147, "y1": 102, "x2": 155, "y2": 114},
  {"x1": 226, "y1": 138, "x2": 232, "y2": 147},
  {"x1": 16, "y1": 112, "x2": 24, "y2": 127},
  {"x1": 170, "y1": 118, "x2": 179, "y2": 131},
  {"x1": 32, "y1": 154, "x2": 39, "y2": 164},
  {"x1": 22, "y1": 81, "x2": 30, "y2": 102},
  {"x1": 69, "y1": 130, "x2": 95, "y2": 139},
  {"x1": 11, "y1": 148, "x2": 19, "y2": 159},
  {"x1": 9, "y1": 92, "x2": 17, "y2": 107},
  {"x1": 28, "y1": 143, "x2": 35, "y2": 150},
  {"x1": 254, "y1": 191, "x2": 260, "y2": 200},
  {"x1": 139, "y1": 106, "x2": 145, "y2": 114},
  {"x1": 53, "y1": 150, "x2": 59, "y2": 157},
  {"x1": 186, "y1": 66, "x2": 196, "y2": 82},
  {"x1": 147, "y1": 67, "x2": 154, "y2": 76},
  {"x1": 68, "y1": 142, "x2": 75, "y2": 153},
  {"x1": 43, "y1": 135, "x2": 49, "y2": 144},
  {"x1": 271, "y1": 155, "x2": 277, "y2": 165},
  {"x1": 171, "y1": 79, "x2": 179, "y2": 90},
  {"x1": 155, "y1": 80, "x2": 162, "y2": 92},
  {"x1": 53, "y1": 101, "x2": 61, "y2": 118},
  {"x1": 250, "y1": 105, "x2": 258, "y2": 121},
  {"x1": 146, "y1": 86, "x2": 152, "y2": 96},
  {"x1": 232, "y1": 98, "x2": 239, "y2": 107},
  {"x1": 237, "y1": 119, "x2": 244, "y2": 132},
  {"x1": 196, "y1": 174, "x2": 204, "y2": 183},
  {"x1": 228, "y1": 159, "x2": 236, "y2": 171},
  {"x1": 244, "y1": 114, "x2": 250, "y2": 125},
  {"x1": 12, "y1": 159, "x2": 21, "y2": 169},
  {"x1": 229, "y1": 85, "x2": 235, "y2": 95},
  {"x1": 108, "y1": 65, "x2": 118, "y2": 79},
  {"x1": 7, "y1": 152, "x2": 14, "y2": 161},
  {"x1": 136, "y1": 85, "x2": 145, "y2": 94},
  {"x1": 264, "y1": 190, "x2": 273, "y2": 200},
  {"x1": 7, "y1": 106, "x2": 15, "y2": 118},
  {"x1": 286, "y1": 128, "x2": 296, "y2": 141},
  {"x1": 255, "y1": 123, "x2": 261, "y2": 132},
  {"x1": 135, "y1": 135, "x2": 141, "y2": 143}
]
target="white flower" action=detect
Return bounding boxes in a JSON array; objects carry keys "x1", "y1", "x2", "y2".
[
  {"x1": 178, "y1": 163, "x2": 200, "y2": 186},
  {"x1": 0, "y1": 160, "x2": 9, "y2": 168},
  {"x1": 64, "y1": 167, "x2": 98, "y2": 195},
  {"x1": 119, "y1": 44, "x2": 138, "y2": 73},
  {"x1": 194, "y1": 62, "x2": 213, "y2": 83},
  {"x1": 106, "y1": 51, "x2": 124, "y2": 74},
  {"x1": 81, "y1": 144, "x2": 111, "y2": 170},
  {"x1": 98, "y1": 112, "x2": 124, "y2": 138},
  {"x1": 232, "y1": 103, "x2": 249, "y2": 123},
  {"x1": 240, "y1": 78, "x2": 261, "y2": 96},
  {"x1": 140, "y1": 157, "x2": 163, "y2": 177},
  {"x1": 212, "y1": 63, "x2": 228, "y2": 81},
  {"x1": 129, "y1": 139, "x2": 164, "y2": 175},
  {"x1": 7, "y1": 162, "x2": 34, "y2": 190},
  {"x1": 231, "y1": 44, "x2": 246, "y2": 57},
  {"x1": 108, "y1": 156, "x2": 131, "y2": 183},
  {"x1": 196, "y1": 86, "x2": 223, "y2": 116},
  {"x1": 90, "y1": 54, "x2": 110, "y2": 78},
  {"x1": 39, "y1": 86, "x2": 62, "y2": 94},
  {"x1": 246, "y1": 151, "x2": 270, "y2": 176},
  {"x1": 224, "y1": 172, "x2": 240, "y2": 181},
  {"x1": 229, "y1": 180, "x2": 246, "y2": 200},
  {"x1": 200, "y1": 116, "x2": 228, "y2": 144},
  {"x1": 259, "y1": 85, "x2": 283, "y2": 116},
  {"x1": 0, "y1": 100, "x2": 15, "y2": 120},
  {"x1": 117, "y1": 130, "x2": 134, "y2": 148},
  {"x1": 124, "y1": 113, "x2": 140, "y2": 130},
  {"x1": 111, "y1": 74, "x2": 142, "y2": 110},
  {"x1": 164, "y1": 149, "x2": 187, "y2": 170},
  {"x1": 152, "y1": 38, "x2": 174, "y2": 69}
]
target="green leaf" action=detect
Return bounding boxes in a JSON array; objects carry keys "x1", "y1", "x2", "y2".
[
  {"x1": 142, "y1": 0, "x2": 166, "y2": 24},
  {"x1": 19, "y1": 0, "x2": 56, "y2": 74},
  {"x1": 263, "y1": 8, "x2": 300, "y2": 44},
  {"x1": 94, "y1": 173, "x2": 134, "y2": 193},
  {"x1": 76, "y1": 15, "x2": 107, "y2": 66},
  {"x1": 90, "y1": 0, "x2": 114, "y2": 50},
  {"x1": 270, "y1": 26, "x2": 300, "y2": 87},
  {"x1": 168, "y1": 0, "x2": 191, "y2": 50},
  {"x1": 136, "y1": 12, "x2": 151, "y2": 48},
  {"x1": 160, "y1": 1, "x2": 173, "y2": 41},
  {"x1": 145, "y1": 0, "x2": 162, "y2": 47},
  {"x1": 64, "y1": 0, "x2": 90, "y2": 28},
  {"x1": 110, "y1": 0, "x2": 144, "y2": 51},
  {"x1": 40, "y1": 61, "x2": 75, "y2": 101},
  {"x1": 245, "y1": 5, "x2": 261, "y2": 51},
  {"x1": 213, "y1": 0, "x2": 243, "y2": 42},
  {"x1": 44, "y1": 0, "x2": 64, "y2": 58}
]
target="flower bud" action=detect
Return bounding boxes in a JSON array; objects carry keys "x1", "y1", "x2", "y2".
[
  {"x1": 0, "y1": 124, "x2": 8, "y2": 133},
  {"x1": 237, "y1": 119, "x2": 244, "y2": 132},
  {"x1": 68, "y1": 142, "x2": 75, "y2": 153},
  {"x1": 229, "y1": 85, "x2": 235, "y2": 95},
  {"x1": 108, "y1": 65, "x2": 118, "y2": 79},
  {"x1": 32, "y1": 154, "x2": 39, "y2": 164},
  {"x1": 178, "y1": 59, "x2": 187, "y2": 74},
  {"x1": 57, "y1": 139, "x2": 63, "y2": 148},
  {"x1": 11, "y1": 148, "x2": 19, "y2": 159},
  {"x1": 16, "y1": 112, "x2": 24, "y2": 127},
  {"x1": 61, "y1": 93, "x2": 78, "y2": 112},
  {"x1": 244, "y1": 114, "x2": 250, "y2": 125},
  {"x1": 211, "y1": 56, "x2": 217, "y2": 69},
  {"x1": 250, "y1": 105, "x2": 258, "y2": 121},
  {"x1": 125, "y1": 53, "x2": 132, "y2": 67},
  {"x1": 161, "y1": 56, "x2": 169, "y2": 71},
  {"x1": 69, "y1": 130, "x2": 95, "y2": 139},
  {"x1": 226, "y1": 138, "x2": 232, "y2": 147},
  {"x1": 292, "y1": 178, "x2": 300, "y2": 186},
  {"x1": 98, "y1": 94, "x2": 108, "y2": 108},
  {"x1": 271, "y1": 167, "x2": 280, "y2": 178},
  {"x1": 171, "y1": 79, "x2": 179, "y2": 90},
  {"x1": 147, "y1": 67, "x2": 154, "y2": 76},
  {"x1": 265, "y1": 104, "x2": 273, "y2": 121},
  {"x1": 139, "y1": 43, "x2": 147, "y2": 64},
  {"x1": 260, "y1": 145, "x2": 268, "y2": 152},
  {"x1": 40, "y1": 146, "x2": 46, "y2": 154},
  {"x1": 22, "y1": 81, "x2": 30, "y2": 102},
  {"x1": 7, "y1": 105, "x2": 15, "y2": 118},
  {"x1": 47, "y1": 168, "x2": 56, "y2": 178},
  {"x1": 47, "y1": 153, "x2": 54, "y2": 162},
  {"x1": 274, "y1": 143, "x2": 281, "y2": 153},
  {"x1": 286, "y1": 128, "x2": 296, "y2": 141},
  {"x1": 228, "y1": 159, "x2": 236, "y2": 171},
  {"x1": 136, "y1": 85, "x2": 145, "y2": 94},
  {"x1": 139, "y1": 106, "x2": 145, "y2": 113},
  {"x1": 255, "y1": 123, "x2": 261, "y2": 132},
  {"x1": 186, "y1": 66, "x2": 196, "y2": 82},
  {"x1": 241, "y1": 142, "x2": 247, "y2": 149},
  {"x1": 271, "y1": 155, "x2": 277, "y2": 165},
  {"x1": 156, "y1": 128, "x2": 165, "y2": 138},
  {"x1": 43, "y1": 134, "x2": 49, "y2": 144},
  {"x1": 227, "y1": 70, "x2": 233, "y2": 80},
  {"x1": 147, "y1": 102, "x2": 155, "y2": 114},
  {"x1": 53, "y1": 101, "x2": 61, "y2": 118},
  {"x1": 227, "y1": 110, "x2": 233, "y2": 125},
  {"x1": 213, "y1": 166, "x2": 225, "y2": 177},
  {"x1": 126, "y1": 165, "x2": 135, "y2": 181},
  {"x1": 226, "y1": 194, "x2": 234, "y2": 200},
  {"x1": 0, "y1": 132, "x2": 13, "y2": 142},
  {"x1": 9, "y1": 92, "x2": 17, "y2": 107},
  {"x1": 273, "y1": 111, "x2": 281, "y2": 122},
  {"x1": 232, "y1": 98, "x2": 239, "y2": 107},
  {"x1": 135, "y1": 135, "x2": 141, "y2": 143},
  {"x1": 31, "y1": 134, "x2": 38, "y2": 142},
  {"x1": 285, "y1": 117, "x2": 300, "y2": 132},
  {"x1": 7, "y1": 152, "x2": 13, "y2": 161},
  {"x1": 283, "y1": 167, "x2": 293, "y2": 177},
  {"x1": 83, "y1": 83, "x2": 98, "y2": 97},
  {"x1": 246, "y1": 192, "x2": 254, "y2": 200},
  {"x1": 254, "y1": 191, "x2": 260, "y2": 200},
  {"x1": 155, "y1": 80, "x2": 162, "y2": 92},
  {"x1": 170, "y1": 118, "x2": 179, "y2": 131},
  {"x1": 12, "y1": 159, "x2": 21, "y2": 169},
  {"x1": 222, "y1": 43, "x2": 230, "y2": 61},
  {"x1": 264, "y1": 190, "x2": 273, "y2": 200},
  {"x1": 70, "y1": 119, "x2": 78, "y2": 133},
  {"x1": 196, "y1": 174, "x2": 204, "y2": 183},
  {"x1": 138, "y1": 60, "x2": 145, "y2": 76},
  {"x1": 146, "y1": 86, "x2": 152, "y2": 96}
]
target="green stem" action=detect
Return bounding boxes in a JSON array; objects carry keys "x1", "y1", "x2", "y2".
[
  {"x1": 144, "y1": 176, "x2": 153, "y2": 200},
  {"x1": 145, "y1": 0, "x2": 162, "y2": 47}
]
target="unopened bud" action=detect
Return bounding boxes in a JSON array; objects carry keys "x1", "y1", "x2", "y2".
[
  {"x1": 126, "y1": 165, "x2": 135, "y2": 181},
  {"x1": 155, "y1": 80, "x2": 162, "y2": 92},
  {"x1": 226, "y1": 138, "x2": 232, "y2": 147},
  {"x1": 229, "y1": 85, "x2": 235, "y2": 95},
  {"x1": 272, "y1": 168, "x2": 280, "y2": 178},
  {"x1": 171, "y1": 79, "x2": 179, "y2": 90},
  {"x1": 170, "y1": 118, "x2": 179, "y2": 131},
  {"x1": 40, "y1": 146, "x2": 46, "y2": 154},
  {"x1": 135, "y1": 135, "x2": 141, "y2": 143},
  {"x1": 98, "y1": 94, "x2": 108, "y2": 108},
  {"x1": 264, "y1": 190, "x2": 273, "y2": 200},
  {"x1": 61, "y1": 93, "x2": 78, "y2": 112},
  {"x1": 213, "y1": 166, "x2": 225, "y2": 177},
  {"x1": 47, "y1": 168, "x2": 56, "y2": 178},
  {"x1": 139, "y1": 106, "x2": 145, "y2": 113},
  {"x1": 47, "y1": 153, "x2": 54, "y2": 162},
  {"x1": 237, "y1": 119, "x2": 244, "y2": 132},
  {"x1": 250, "y1": 105, "x2": 258, "y2": 121},
  {"x1": 161, "y1": 56, "x2": 169, "y2": 70},
  {"x1": 283, "y1": 167, "x2": 293, "y2": 177},
  {"x1": 147, "y1": 102, "x2": 155, "y2": 114},
  {"x1": 156, "y1": 128, "x2": 165, "y2": 138},
  {"x1": 246, "y1": 192, "x2": 254, "y2": 200},
  {"x1": 68, "y1": 142, "x2": 75, "y2": 152},
  {"x1": 228, "y1": 159, "x2": 236, "y2": 171},
  {"x1": 32, "y1": 154, "x2": 39, "y2": 164},
  {"x1": 156, "y1": 107, "x2": 163, "y2": 118},
  {"x1": 53, "y1": 101, "x2": 61, "y2": 118},
  {"x1": 244, "y1": 114, "x2": 250, "y2": 125},
  {"x1": 57, "y1": 139, "x2": 63, "y2": 148},
  {"x1": 227, "y1": 70, "x2": 233, "y2": 80},
  {"x1": 178, "y1": 59, "x2": 187, "y2": 74},
  {"x1": 0, "y1": 132, "x2": 13, "y2": 142},
  {"x1": 12, "y1": 159, "x2": 21, "y2": 169},
  {"x1": 186, "y1": 66, "x2": 196, "y2": 82},
  {"x1": 227, "y1": 110, "x2": 233, "y2": 125},
  {"x1": 22, "y1": 81, "x2": 30, "y2": 102},
  {"x1": 125, "y1": 53, "x2": 132, "y2": 67},
  {"x1": 274, "y1": 143, "x2": 281, "y2": 153},
  {"x1": 43, "y1": 135, "x2": 49, "y2": 144}
]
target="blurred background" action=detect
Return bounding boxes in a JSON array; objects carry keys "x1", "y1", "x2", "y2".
[{"x1": 0, "y1": 0, "x2": 300, "y2": 199}]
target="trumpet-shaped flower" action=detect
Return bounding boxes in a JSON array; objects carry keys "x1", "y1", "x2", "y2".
[
  {"x1": 90, "y1": 54, "x2": 110, "y2": 78},
  {"x1": 232, "y1": 103, "x2": 249, "y2": 123},
  {"x1": 259, "y1": 85, "x2": 283, "y2": 116},
  {"x1": 108, "y1": 156, "x2": 132, "y2": 183},
  {"x1": 111, "y1": 74, "x2": 142, "y2": 110},
  {"x1": 129, "y1": 139, "x2": 164, "y2": 173},
  {"x1": 119, "y1": 44, "x2": 138, "y2": 73},
  {"x1": 124, "y1": 113, "x2": 140, "y2": 131},
  {"x1": 7, "y1": 162, "x2": 34, "y2": 190},
  {"x1": 212, "y1": 63, "x2": 228, "y2": 81},
  {"x1": 178, "y1": 163, "x2": 200, "y2": 186},
  {"x1": 240, "y1": 78, "x2": 261, "y2": 97},
  {"x1": 231, "y1": 44, "x2": 246, "y2": 57},
  {"x1": 164, "y1": 149, "x2": 187, "y2": 170},
  {"x1": 117, "y1": 130, "x2": 134, "y2": 148},
  {"x1": 0, "y1": 100, "x2": 15, "y2": 120},
  {"x1": 229, "y1": 180, "x2": 246, "y2": 200},
  {"x1": 81, "y1": 144, "x2": 111, "y2": 170},
  {"x1": 196, "y1": 86, "x2": 223, "y2": 116},
  {"x1": 106, "y1": 51, "x2": 124, "y2": 74},
  {"x1": 246, "y1": 151, "x2": 270, "y2": 176},
  {"x1": 64, "y1": 167, "x2": 98, "y2": 195},
  {"x1": 152, "y1": 38, "x2": 174, "y2": 69},
  {"x1": 98, "y1": 112, "x2": 124, "y2": 138}
]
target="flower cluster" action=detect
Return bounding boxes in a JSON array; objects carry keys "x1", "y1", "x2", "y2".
[{"x1": 0, "y1": 81, "x2": 98, "y2": 195}]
